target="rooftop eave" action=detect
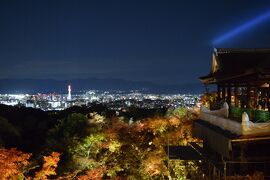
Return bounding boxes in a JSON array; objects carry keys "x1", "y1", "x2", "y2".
[{"x1": 199, "y1": 75, "x2": 216, "y2": 85}]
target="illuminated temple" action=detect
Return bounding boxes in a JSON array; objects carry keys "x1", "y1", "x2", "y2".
[
  {"x1": 193, "y1": 48, "x2": 270, "y2": 178},
  {"x1": 200, "y1": 48, "x2": 270, "y2": 110}
]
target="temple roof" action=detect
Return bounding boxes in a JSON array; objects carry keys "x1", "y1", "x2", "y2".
[{"x1": 200, "y1": 48, "x2": 270, "y2": 84}]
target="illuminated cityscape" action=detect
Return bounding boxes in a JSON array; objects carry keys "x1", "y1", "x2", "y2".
[
  {"x1": 0, "y1": 86, "x2": 200, "y2": 111},
  {"x1": 1, "y1": 0, "x2": 270, "y2": 179}
]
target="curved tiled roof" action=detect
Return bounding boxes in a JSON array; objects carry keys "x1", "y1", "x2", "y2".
[{"x1": 200, "y1": 48, "x2": 270, "y2": 84}]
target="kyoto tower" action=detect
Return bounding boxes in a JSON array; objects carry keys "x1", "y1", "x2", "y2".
[{"x1": 67, "y1": 85, "x2": 72, "y2": 101}]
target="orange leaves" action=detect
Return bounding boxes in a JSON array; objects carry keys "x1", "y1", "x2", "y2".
[
  {"x1": 145, "y1": 117, "x2": 169, "y2": 134},
  {"x1": 141, "y1": 151, "x2": 167, "y2": 177},
  {"x1": 168, "y1": 117, "x2": 181, "y2": 127},
  {"x1": 78, "y1": 167, "x2": 105, "y2": 180},
  {"x1": 104, "y1": 128, "x2": 118, "y2": 140},
  {"x1": 35, "y1": 152, "x2": 60, "y2": 180},
  {"x1": 110, "y1": 117, "x2": 128, "y2": 131},
  {"x1": 0, "y1": 148, "x2": 61, "y2": 179},
  {"x1": 0, "y1": 148, "x2": 31, "y2": 179}
]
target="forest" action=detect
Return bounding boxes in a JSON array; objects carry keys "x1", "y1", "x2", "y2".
[{"x1": 0, "y1": 102, "x2": 204, "y2": 179}]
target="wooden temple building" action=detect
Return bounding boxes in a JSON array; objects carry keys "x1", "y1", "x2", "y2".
[
  {"x1": 192, "y1": 48, "x2": 270, "y2": 178},
  {"x1": 200, "y1": 48, "x2": 270, "y2": 110}
]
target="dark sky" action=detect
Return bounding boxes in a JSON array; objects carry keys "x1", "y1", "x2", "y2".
[{"x1": 1, "y1": 0, "x2": 270, "y2": 85}]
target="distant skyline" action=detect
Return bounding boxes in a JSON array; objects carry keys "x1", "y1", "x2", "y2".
[{"x1": 1, "y1": 0, "x2": 270, "y2": 85}]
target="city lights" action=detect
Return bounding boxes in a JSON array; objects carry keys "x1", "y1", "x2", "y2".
[{"x1": 0, "y1": 89, "x2": 200, "y2": 111}]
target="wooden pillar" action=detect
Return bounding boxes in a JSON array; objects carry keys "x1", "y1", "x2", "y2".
[
  {"x1": 254, "y1": 87, "x2": 258, "y2": 109},
  {"x1": 224, "y1": 162, "x2": 227, "y2": 179},
  {"x1": 222, "y1": 84, "x2": 226, "y2": 101},
  {"x1": 217, "y1": 84, "x2": 221, "y2": 100},
  {"x1": 234, "y1": 85, "x2": 239, "y2": 107},
  {"x1": 227, "y1": 84, "x2": 231, "y2": 106},
  {"x1": 246, "y1": 84, "x2": 251, "y2": 108},
  {"x1": 268, "y1": 87, "x2": 270, "y2": 111},
  {"x1": 267, "y1": 86, "x2": 270, "y2": 111}
]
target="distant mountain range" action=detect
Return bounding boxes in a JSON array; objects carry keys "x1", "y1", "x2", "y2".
[{"x1": 0, "y1": 78, "x2": 204, "y2": 94}]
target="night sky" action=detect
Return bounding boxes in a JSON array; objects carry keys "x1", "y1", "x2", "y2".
[{"x1": 1, "y1": 0, "x2": 270, "y2": 85}]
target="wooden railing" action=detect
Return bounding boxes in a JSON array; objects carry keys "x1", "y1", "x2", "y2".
[{"x1": 200, "y1": 103, "x2": 270, "y2": 135}]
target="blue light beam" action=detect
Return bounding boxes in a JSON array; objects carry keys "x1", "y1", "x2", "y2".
[{"x1": 213, "y1": 10, "x2": 270, "y2": 45}]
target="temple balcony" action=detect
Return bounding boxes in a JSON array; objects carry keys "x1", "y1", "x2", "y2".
[
  {"x1": 193, "y1": 102, "x2": 270, "y2": 160},
  {"x1": 194, "y1": 48, "x2": 270, "y2": 177}
]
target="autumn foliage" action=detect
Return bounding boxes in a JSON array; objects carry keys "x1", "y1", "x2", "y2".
[
  {"x1": 0, "y1": 148, "x2": 61, "y2": 180},
  {"x1": 1, "y1": 106, "x2": 264, "y2": 179},
  {"x1": 0, "y1": 148, "x2": 30, "y2": 179},
  {"x1": 35, "y1": 152, "x2": 60, "y2": 179},
  {"x1": 0, "y1": 106, "x2": 204, "y2": 179}
]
